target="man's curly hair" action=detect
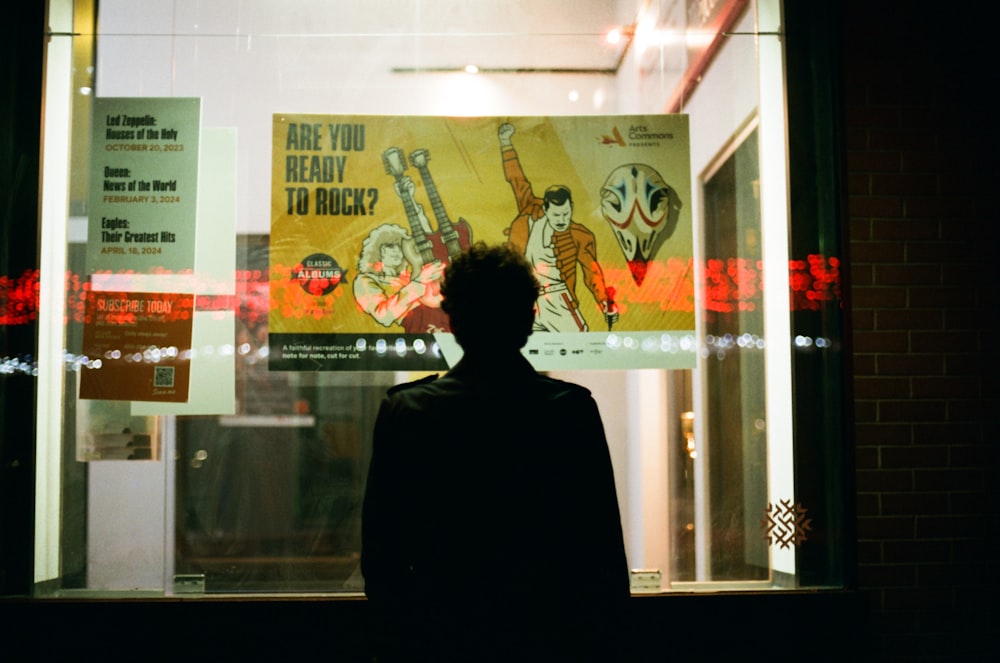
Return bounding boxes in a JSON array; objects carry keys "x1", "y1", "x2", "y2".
[{"x1": 441, "y1": 242, "x2": 539, "y2": 351}]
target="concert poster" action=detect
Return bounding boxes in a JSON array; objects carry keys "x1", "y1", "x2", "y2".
[{"x1": 269, "y1": 114, "x2": 695, "y2": 371}]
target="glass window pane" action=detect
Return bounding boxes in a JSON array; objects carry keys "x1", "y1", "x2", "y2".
[{"x1": 26, "y1": 0, "x2": 844, "y2": 598}]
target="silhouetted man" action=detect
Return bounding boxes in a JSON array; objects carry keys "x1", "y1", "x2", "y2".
[{"x1": 361, "y1": 242, "x2": 630, "y2": 662}]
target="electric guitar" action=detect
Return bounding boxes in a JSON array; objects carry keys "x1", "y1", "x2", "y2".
[
  {"x1": 382, "y1": 147, "x2": 436, "y2": 265},
  {"x1": 408, "y1": 148, "x2": 473, "y2": 261}
]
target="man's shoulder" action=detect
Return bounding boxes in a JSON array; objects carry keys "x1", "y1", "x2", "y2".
[
  {"x1": 532, "y1": 372, "x2": 594, "y2": 400},
  {"x1": 440, "y1": 360, "x2": 591, "y2": 398},
  {"x1": 385, "y1": 373, "x2": 439, "y2": 396},
  {"x1": 568, "y1": 221, "x2": 596, "y2": 239}
]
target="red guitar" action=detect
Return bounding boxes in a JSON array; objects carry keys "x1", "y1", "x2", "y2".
[
  {"x1": 408, "y1": 148, "x2": 473, "y2": 262},
  {"x1": 382, "y1": 147, "x2": 437, "y2": 265}
]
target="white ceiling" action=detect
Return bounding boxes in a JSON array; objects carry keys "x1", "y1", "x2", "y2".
[
  {"x1": 97, "y1": 0, "x2": 640, "y2": 74},
  {"x1": 91, "y1": 0, "x2": 745, "y2": 234}
]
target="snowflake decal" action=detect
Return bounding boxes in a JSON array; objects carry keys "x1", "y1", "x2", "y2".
[{"x1": 761, "y1": 500, "x2": 812, "y2": 549}]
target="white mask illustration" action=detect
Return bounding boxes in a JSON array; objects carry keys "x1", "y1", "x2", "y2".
[{"x1": 599, "y1": 164, "x2": 681, "y2": 285}]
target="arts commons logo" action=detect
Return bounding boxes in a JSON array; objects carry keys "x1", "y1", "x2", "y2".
[{"x1": 599, "y1": 125, "x2": 675, "y2": 148}]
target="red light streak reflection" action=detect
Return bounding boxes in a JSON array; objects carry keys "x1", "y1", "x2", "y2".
[{"x1": 0, "y1": 255, "x2": 842, "y2": 328}]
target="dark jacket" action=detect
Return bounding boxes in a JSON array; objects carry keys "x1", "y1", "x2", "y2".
[{"x1": 361, "y1": 352, "x2": 630, "y2": 662}]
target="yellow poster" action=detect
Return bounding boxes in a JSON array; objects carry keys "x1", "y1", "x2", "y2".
[{"x1": 269, "y1": 115, "x2": 694, "y2": 371}]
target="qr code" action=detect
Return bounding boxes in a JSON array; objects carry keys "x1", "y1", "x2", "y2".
[{"x1": 154, "y1": 366, "x2": 175, "y2": 388}]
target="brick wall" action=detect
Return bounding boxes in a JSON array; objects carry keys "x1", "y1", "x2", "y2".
[{"x1": 843, "y1": 2, "x2": 998, "y2": 659}]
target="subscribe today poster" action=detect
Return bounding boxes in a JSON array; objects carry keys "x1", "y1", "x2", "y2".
[{"x1": 269, "y1": 114, "x2": 695, "y2": 371}]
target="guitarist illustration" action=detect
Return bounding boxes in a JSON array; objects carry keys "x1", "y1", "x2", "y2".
[
  {"x1": 352, "y1": 147, "x2": 452, "y2": 333},
  {"x1": 352, "y1": 220, "x2": 448, "y2": 334},
  {"x1": 352, "y1": 146, "x2": 474, "y2": 334}
]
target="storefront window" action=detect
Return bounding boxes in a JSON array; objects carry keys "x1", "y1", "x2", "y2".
[{"x1": 24, "y1": 0, "x2": 845, "y2": 597}]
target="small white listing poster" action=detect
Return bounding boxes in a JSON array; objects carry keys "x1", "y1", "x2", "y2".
[{"x1": 87, "y1": 97, "x2": 201, "y2": 275}]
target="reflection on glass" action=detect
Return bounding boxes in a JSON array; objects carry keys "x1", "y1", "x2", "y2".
[
  {"x1": 28, "y1": 0, "x2": 845, "y2": 598},
  {"x1": 701, "y1": 126, "x2": 767, "y2": 582},
  {"x1": 174, "y1": 237, "x2": 389, "y2": 591}
]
